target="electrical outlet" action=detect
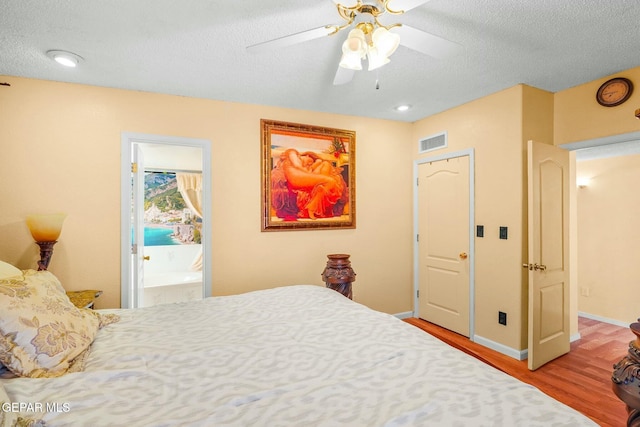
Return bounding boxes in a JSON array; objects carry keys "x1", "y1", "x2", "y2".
[{"x1": 498, "y1": 311, "x2": 507, "y2": 326}]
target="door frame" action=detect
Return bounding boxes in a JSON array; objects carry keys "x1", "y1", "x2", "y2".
[
  {"x1": 413, "y1": 148, "x2": 475, "y2": 340},
  {"x1": 120, "y1": 132, "x2": 213, "y2": 308}
]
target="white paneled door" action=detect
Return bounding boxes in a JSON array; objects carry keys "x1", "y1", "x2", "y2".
[
  {"x1": 417, "y1": 156, "x2": 470, "y2": 337},
  {"x1": 526, "y1": 140, "x2": 570, "y2": 370}
]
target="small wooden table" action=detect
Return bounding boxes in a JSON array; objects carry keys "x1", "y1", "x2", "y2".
[{"x1": 66, "y1": 290, "x2": 103, "y2": 309}]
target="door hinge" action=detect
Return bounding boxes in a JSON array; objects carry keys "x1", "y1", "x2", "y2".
[
  {"x1": 416, "y1": 234, "x2": 419, "y2": 242},
  {"x1": 131, "y1": 243, "x2": 137, "y2": 255},
  {"x1": 416, "y1": 177, "x2": 419, "y2": 186},
  {"x1": 131, "y1": 162, "x2": 138, "y2": 173},
  {"x1": 417, "y1": 290, "x2": 420, "y2": 298}
]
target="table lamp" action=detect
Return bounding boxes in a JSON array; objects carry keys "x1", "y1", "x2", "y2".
[{"x1": 26, "y1": 213, "x2": 66, "y2": 271}]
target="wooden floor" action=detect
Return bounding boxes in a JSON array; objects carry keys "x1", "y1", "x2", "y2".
[{"x1": 404, "y1": 317, "x2": 631, "y2": 427}]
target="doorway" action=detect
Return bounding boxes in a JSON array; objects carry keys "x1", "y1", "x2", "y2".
[
  {"x1": 413, "y1": 148, "x2": 475, "y2": 339},
  {"x1": 120, "y1": 133, "x2": 212, "y2": 309},
  {"x1": 561, "y1": 132, "x2": 640, "y2": 327}
]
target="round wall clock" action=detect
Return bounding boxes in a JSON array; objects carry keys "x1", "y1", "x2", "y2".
[{"x1": 596, "y1": 77, "x2": 633, "y2": 107}]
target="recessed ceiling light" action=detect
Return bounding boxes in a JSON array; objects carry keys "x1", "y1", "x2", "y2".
[
  {"x1": 395, "y1": 104, "x2": 411, "y2": 112},
  {"x1": 46, "y1": 50, "x2": 83, "y2": 67}
]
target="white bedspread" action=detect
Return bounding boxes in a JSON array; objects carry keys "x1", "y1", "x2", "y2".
[{"x1": 2, "y1": 285, "x2": 596, "y2": 426}]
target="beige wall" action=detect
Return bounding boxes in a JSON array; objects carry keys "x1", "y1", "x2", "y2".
[
  {"x1": 576, "y1": 154, "x2": 640, "y2": 323},
  {"x1": 555, "y1": 66, "x2": 640, "y2": 326},
  {"x1": 412, "y1": 85, "x2": 552, "y2": 351},
  {"x1": 1, "y1": 65, "x2": 638, "y2": 352},
  {"x1": 555, "y1": 65, "x2": 640, "y2": 145},
  {"x1": 0, "y1": 76, "x2": 413, "y2": 313}
]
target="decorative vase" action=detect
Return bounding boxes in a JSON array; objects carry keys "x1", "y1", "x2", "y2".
[{"x1": 321, "y1": 254, "x2": 356, "y2": 299}]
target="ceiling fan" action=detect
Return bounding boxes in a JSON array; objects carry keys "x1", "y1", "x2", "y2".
[{"x1": 246, "y1": 0, "x2": 462, "y2": 85}]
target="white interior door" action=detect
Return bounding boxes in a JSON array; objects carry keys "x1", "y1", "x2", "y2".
[
  {"x1": 417, "y1": 155, "x2": 471, "y2": 337},
  {"x1": 527, "y1": 140, "x2": 570, "y2": 370},
  {"x1": 132, "y1": 144, "x2": 145, "y2": 308}
]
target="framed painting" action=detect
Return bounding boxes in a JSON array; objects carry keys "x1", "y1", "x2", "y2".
[{"x1": 261, "y1": 119, "x2": 356, "y2": 231}]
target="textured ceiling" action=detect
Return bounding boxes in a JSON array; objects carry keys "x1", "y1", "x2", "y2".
[{"x1": 1, "y1": 0, "x2": 640, "y2": 122}]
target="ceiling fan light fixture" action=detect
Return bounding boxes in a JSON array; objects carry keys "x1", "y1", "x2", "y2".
[
  {"x1": 339, "y1": 51, "x2": 363, "y2": 70},
  {"x1": 367, "y1": 47, "x2": 390, "y2": 71},
  {"x1": 247, "y1": 0, "x2": 460, "y2": 86},
  {"x1": 344, "y1": 28, "x2": 367, "y2": 55},
  {"x1": 372, "y1": 27, "x2": 400, "y2": 57},
  {"x1": 339, "y1": 28, "x2": 368, "y2": 69}
]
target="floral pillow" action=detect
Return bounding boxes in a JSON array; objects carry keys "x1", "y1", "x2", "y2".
[
  {"x1": 0, "y1": 260, "x2": 21, "y2": 280},
  {"x1": 0, "y1": 270, "x2": 115, "y2": 378}
]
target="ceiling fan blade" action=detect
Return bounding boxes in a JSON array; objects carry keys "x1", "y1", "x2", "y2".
[
  {"x1": 247, "y1": 26, "x2": 335, "y2": 54},
  {"x1": 394, "y1": 25, "x2": 463, "y2": 59},
  {"x1": 333, "y1": 66, "x2": 354, "y2": 85},
  {"x1": 387, "y1": 0, "x2": 433, "y2": 13}
]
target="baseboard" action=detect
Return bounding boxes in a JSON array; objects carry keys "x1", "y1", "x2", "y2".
[
  {"x1": 393, "y1": 311, "x2": 414, "y2": 320},
  {"x1": 579, "y1": 311, "x2": 631, "y2": 328},
  {"x1": 473, "y1": 334, "x2": 527, "y2": 361},
  {"x1": 570, "y1": 333, "x2": 581, "y2": 343}
]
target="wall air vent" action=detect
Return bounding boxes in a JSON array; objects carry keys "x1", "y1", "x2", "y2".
[{"x1": 419, "y1": 131, "x2": 447, "y2": 154}]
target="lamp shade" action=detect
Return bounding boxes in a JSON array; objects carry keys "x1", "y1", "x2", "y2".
[
  {"x1": 339, "y1": 29, "x2": 367, "y2": 70},
  {"x1": 372, "y1": 27, "x2": 400, "y2": 58},
  {"x1": 339, "y1": 51, "x2": 363, "y2": 70},
  {"x1": 26, "y1": 213, "x2": 66, "y2": 242},
  {"x1": 367, "y1": 46, "x2": 390, "y2": 71},
  {"x1": 344, "y1": 29, "x2": 367, "y2": 56}
]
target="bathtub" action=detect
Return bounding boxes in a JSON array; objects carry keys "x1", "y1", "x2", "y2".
[
  {"x1": 144, "y1": 271, "x2": 202, "y2": 288},
  {"x1": 142, "y1": 271, "x2": 203, "y2": 307}
]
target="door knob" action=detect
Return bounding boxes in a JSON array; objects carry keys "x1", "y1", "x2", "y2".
[
  {"x1": 459, "y1": 252, "x2": 468, "y2": 260},
  {"x1": 143, "y1": 255, "x2": 150, "y2": 261},
  {"x1": 523, "y1": 263, "x2": 546, "y2": 271}
]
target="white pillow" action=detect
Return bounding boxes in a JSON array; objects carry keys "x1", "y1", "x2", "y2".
[{"x1": 0, "y1": 260, "x2": 21, "y2": 279}]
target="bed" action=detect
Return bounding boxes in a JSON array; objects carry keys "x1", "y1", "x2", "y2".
[{"x1": 1, "y1": 267, "x2": 597, "y2": 426}]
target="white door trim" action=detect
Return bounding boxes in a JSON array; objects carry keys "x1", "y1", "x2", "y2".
[
  {"x1": 120, "y1": 132, "x2": 212, "y2": 308},
  {"x1": 413, "y1": 148, "x2": 475, "y2": 340},
  {"x1": 559, "y1": 130, "x2": 640, "y2": 152}
]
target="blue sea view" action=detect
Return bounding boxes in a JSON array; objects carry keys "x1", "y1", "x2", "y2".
[
  {"x1": 132, "y1": 226, "x2": 180, "y2": 246},
  {"x1": 145, "y1": 226, "x2": 179, "y2": 246}
]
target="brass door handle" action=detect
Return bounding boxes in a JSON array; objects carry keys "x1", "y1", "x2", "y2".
[
  {"x1": 522, "y1": 263, "x2": 546, "y2": 271},
  {"x1": 459, "y1": 252, "x2": 468, "y2": 260},
  {"x1": 143, "y1": 256, "x2": 150, "y2": 261}
]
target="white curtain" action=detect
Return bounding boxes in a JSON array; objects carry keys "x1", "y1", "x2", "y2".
[{"x1": 176, "y1": 173, "x2": 203, "y2": 271}]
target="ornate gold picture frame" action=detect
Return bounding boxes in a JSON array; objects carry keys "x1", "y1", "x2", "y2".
[{"x1": 261, "y1": 119, "x2": 356, "y2": 231}]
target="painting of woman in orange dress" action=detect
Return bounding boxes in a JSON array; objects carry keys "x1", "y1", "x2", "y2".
[
  {"x1": 271, "y1": 148, "x2": 348, "y2": 220},
  {"x1": 261, "y1": 120, "x2": 355, "y2": 231}
]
